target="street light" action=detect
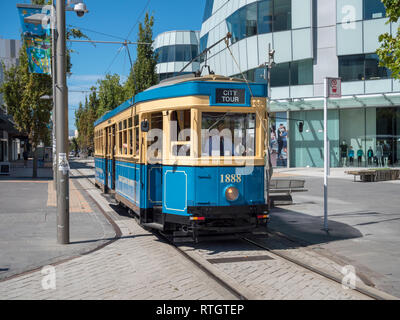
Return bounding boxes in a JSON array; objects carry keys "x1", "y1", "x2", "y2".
[{"x1": 55, "y1": 0, "x2": 89, "y2": 244}]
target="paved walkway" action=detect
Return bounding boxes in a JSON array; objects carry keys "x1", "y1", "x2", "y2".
[
  {"x1": 270, "y1": 167, "x2": 400, "y2": 297},
  {"x1": 1, "y1": 160, "x2": 397, "y2": 300},
  {"x1": 0, "y1": 163, "x2": 115, "y2": 280}
]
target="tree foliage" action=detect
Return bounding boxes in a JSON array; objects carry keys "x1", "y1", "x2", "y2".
[
  {"x1": 377, "y1": 0, "x2": 400, "y2": 79},
  {"x1": 0, "y1": 45, "x2": 52, "y2": 177},
  {"x1": 97, "y1": 74, "x2": 127, "y2": 118},
  {"x1": 126, "y1": 12, "x2": 157, "y2": 95},
  {"x1": 74, "y1": 13, "x2": 157, "y2": 152}
]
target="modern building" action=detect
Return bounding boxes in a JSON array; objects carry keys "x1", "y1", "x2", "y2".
[
  {"x1": 200, "y1": 0, "x2": 400, "y2": 168},
  {"x1": 153, "y1": 30, "x2": 200, "y2": 81},
  {"x1": 0, "y1": 38, "x2": 24, "y2": 173}
]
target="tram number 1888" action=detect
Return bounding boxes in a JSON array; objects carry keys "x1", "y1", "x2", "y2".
[{"x1": 220, "y1": 174, "x2": 242, "y2": 183}]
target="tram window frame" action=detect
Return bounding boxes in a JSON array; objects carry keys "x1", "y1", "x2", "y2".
[
  {"x1": 133, "y1": 114, "x2": 140, "y2": 157},
  {"x1": 170, "y1": 110, "x2": 191, "y2": 157},
  {"x1": 118, "y1": 121, "x2": 123, "y2": 155},
  {"x1": 200, "y1": 111, "x2": 257, "y2": 157}
]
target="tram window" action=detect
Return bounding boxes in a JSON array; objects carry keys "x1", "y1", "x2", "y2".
[
  {"x1": 147, "y1": 112, "x2": 163, "y2": 159},
  {"x1": 170, "y1": 110, "x2": 191, "y2": 141},
  {"x1": 134, "y1": 115, "x2": 139, "y2": 126},
  {"x1": 129, "y1": 129, "x2": 133, "y2": 155},
  {"x1": 201, "y1": 112, "x2": 256, "y2": 157},
  {"x1": 123, "y1": 119, "x2": 127, "y2": 130},
  {"x1": 170, "y1": 110, "x2": 191, "y2": 157},
  {"x1": 128, "y1": 117, "x2": 132, "y2": 128},
  {"x1": 123, "y1": 130, "x2": 128, "y2": 155},
  {"x1": 135, "y1": 127, "x2": 139, "y2": 155}
]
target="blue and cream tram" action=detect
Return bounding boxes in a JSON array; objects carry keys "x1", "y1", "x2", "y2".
[{"x1": 94, "y1": 75, "x2": 270, "y2": 240}]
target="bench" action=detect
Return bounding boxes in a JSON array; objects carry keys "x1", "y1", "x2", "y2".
[
  {"x1": 346, "y1": 169, "x2": 400, "y2": 182},
  {"x1": 269, "y1": 178, "x2": 307, "y2": 206},
  {"x1": 346, "y1": 170, "x2": 376, "y2": 182}
]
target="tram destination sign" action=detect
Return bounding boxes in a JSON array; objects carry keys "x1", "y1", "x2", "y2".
[{"x1": 215, "y1": 88, "x2": 245, "y2": 104}]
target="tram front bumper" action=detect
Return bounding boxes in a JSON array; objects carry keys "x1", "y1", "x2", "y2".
[{"x1": 186, "y1": 204, "x2": 269, "y2": 232}]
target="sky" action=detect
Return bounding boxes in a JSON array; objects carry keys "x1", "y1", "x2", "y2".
[{"x1": 0, "y1": 0, "x2": 206, "y2": 134}]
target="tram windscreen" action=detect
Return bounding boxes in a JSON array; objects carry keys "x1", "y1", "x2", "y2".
[{"x1": 201, "y1": 112, "x2": 256, "y2": 157}]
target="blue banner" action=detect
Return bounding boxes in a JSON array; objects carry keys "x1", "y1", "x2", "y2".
[{"x1": 17, "y1": 4, "x2": 52, "y2": 75}]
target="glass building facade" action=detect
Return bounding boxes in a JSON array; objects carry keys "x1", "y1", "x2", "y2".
[
  {"x1": 153, "y1": 30, "x2": 200, "y2": 82},
  {"x1": 199, "y1": 0, "x2": 400, "y2": 168}
]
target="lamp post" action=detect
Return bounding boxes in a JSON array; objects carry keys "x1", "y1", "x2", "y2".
[
  {"x1": 260, "y1": 43, "x2": 275, "y2": 208},
  {"x1": 56, "y1": 0, "x2": 69, "y2": 244}
]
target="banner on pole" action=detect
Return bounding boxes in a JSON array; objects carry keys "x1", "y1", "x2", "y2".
[{"x1": 17, "y1": 4, "x2": 52, "y2": 75}]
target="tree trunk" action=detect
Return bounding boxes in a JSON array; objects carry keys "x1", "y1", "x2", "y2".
[{"x1": 32, "y1": 143, "x2": 38, "y2": 178}]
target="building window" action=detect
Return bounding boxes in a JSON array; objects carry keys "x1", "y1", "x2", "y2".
[
  {"x1": 241, "y1": 2, "x2": 258, "y2": 39},
  {"x1": 155, "y1": 45, "x2": 199, "y2": 64},
  {"x1": 203, "y1": 0, "x2": 214, "y2": 22},
  {"x1": 226, "y1": 0, "x2": 291, "y2": 45},
  {"x1": 339, "y1": 54, "x2": 390, "y2": 81},
  {"x1": 270, "y1": 62, "x2": 290, "y2": 87},
  {"x1": 363, "y1": 0, "x2": 386, "y2": 20},
  {"x1": 365, "y1": 54, "x2": 391, "y2": 80},
  {"x1": 290, "y1": 59, "x2": 313, "y2": 86},
  {"x1": 273, "y1": 0, "x2": 291, "y2": 32},
  {"x1": 200, "y1": 33, "x2": 208, "y2": 53},
  {"x1": 258, "y1": 0, "x2": 273, "y2": 34},
  {"x1": 339, "y1": 55, "x2": 365, "y2": 81}
]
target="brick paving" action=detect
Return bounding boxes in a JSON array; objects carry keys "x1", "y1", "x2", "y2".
[
  {"x1": 0, "y1": 218, "x2": 235, "y2": 300},
  {"x1": 0, "y1": 159, "x2": 380, "y2": 300},
  {"x1": 180, "y1": 240, "x2": 370, "y2": 300}
]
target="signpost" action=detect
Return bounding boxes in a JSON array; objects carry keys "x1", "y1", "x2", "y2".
[{"x1": 324, "y1": 77, "x2": 341, "y2": 231}]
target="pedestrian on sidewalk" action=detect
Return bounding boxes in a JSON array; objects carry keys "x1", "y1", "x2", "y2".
[{"x1": 23, "y1": 150, "x2": 28, "y2": 168}]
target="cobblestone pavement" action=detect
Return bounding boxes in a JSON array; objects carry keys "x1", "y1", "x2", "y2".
[
  {"x1": 180, "y1": 239, "x2": 371, "y2": 300},
  {"x1": 0, "y1": 218, "x2": 236, "y2": 300},
  {"x1": 0, "y1": 159, "x2": 379, "y2": 300}
]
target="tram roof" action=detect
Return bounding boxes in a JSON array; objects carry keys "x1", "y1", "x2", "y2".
[{"x1": 94, "y1": 75, "x2": 267, "y2": 126}]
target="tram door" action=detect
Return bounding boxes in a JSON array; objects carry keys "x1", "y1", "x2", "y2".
[
  {"x1": 146, "y1": 112, "x2": 163, "y2": 219},
  {"x1": 105, "y1": 124, "x2": 116, "y2": 191},
  {"x1": 111, "y1": 124, "x2": 116, "y2": 190}
]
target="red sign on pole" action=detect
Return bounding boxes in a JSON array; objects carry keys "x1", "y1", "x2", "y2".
[{"x1": 327, "y1": 77, "x2": 341, "y2": 98}]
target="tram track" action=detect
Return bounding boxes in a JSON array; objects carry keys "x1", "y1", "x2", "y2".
[{"x1": 73, "y1": 162, "x2": 398, "y2": 300}]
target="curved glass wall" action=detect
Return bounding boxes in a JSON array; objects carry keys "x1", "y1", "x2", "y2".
[
  {"x1": 226, "y1": 0, "x2": 291, "y2": 44},
  {"x1": 155, "y1": 44, "x2": 199, "y2": 64}
]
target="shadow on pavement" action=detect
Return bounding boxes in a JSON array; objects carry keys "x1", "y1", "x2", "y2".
[{"x1": 268, "y1": 207, "x2": 363, "y2": 247}]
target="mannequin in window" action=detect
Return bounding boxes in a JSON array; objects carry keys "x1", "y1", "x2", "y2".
[
  {"x1": 357, "y1": 148, "x2": 363, "y2": 167},
  {"x1": 376, "y1": 143, "x2": 383, "y2": 167},
  {"x1": 340, "y1": 140, "x2": 348, "y2": 167},
  {"x1": 348, "y1": 146, "x2": 354, "y2": 166},
  {"x1": 367, "y1": 147, "x2": 374, "y2": 166}
]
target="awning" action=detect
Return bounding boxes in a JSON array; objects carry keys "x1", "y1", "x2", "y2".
[{"x1": 269, "y1": 92, "x2": 400, "y2": 112}]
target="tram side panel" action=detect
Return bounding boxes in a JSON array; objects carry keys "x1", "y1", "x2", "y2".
[{"x1": 95, "y1": 157, "x2": 106, "y2": 189}]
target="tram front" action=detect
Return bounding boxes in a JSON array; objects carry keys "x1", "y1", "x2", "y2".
[{"x1": 159, "y1": 76, "x2": 269, "y2": 239}]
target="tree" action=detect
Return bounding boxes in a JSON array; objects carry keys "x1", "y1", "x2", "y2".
[
  {"x1": 0, "y1": 45, "x2": 52, "y2": 177},
  {"x1": 126, "y1": 12, "x2": 157, "y2": 95},
  {"x1": 75, "y1": 86, "x2": 99, "y2": 154},
  {"x1": 97, "y1": 74, "x2": 126, "y2": 118},
  {"x1": 377, "y1": 0, "x2": 400, "y2": 79}
]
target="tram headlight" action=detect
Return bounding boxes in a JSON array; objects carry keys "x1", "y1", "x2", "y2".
[{"x1": 225, "y1": 186, "x2": 239, "y2": 201}]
